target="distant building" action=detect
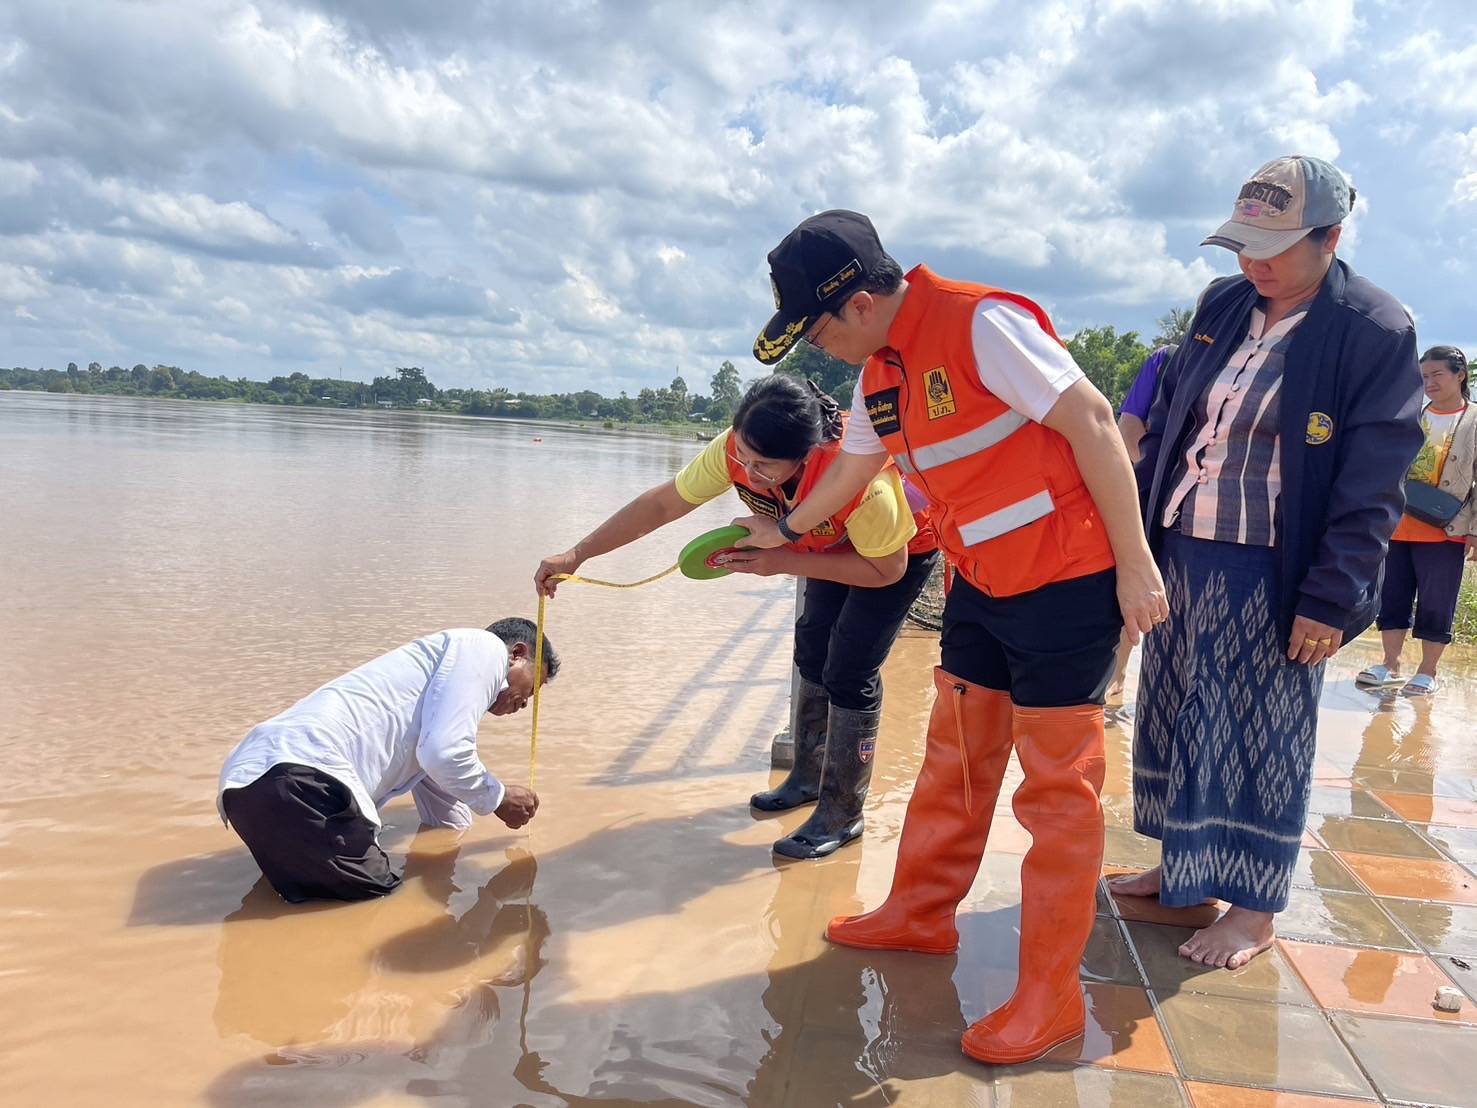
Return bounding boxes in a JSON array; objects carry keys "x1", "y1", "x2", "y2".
[{"x1": 415, "y1": 398, "x2": 434, "y2": 407}]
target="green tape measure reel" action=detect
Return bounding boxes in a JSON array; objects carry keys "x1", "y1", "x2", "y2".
[{"x1": 678, "y1": 525, "x2": 752, "y2": 580}]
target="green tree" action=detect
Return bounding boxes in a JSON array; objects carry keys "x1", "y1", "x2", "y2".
[
  {"x1": 1065, "y1": 326, "x2": 1150, "y2": 410},
  {"x1": 1152, "y1": 306, "x2": 1194, "y2": 348},
  {"x1": 776, "y1": 342, "x2": 859, "y2": 404},
  {"x1": 709, "y1": 360, "x2": 742, "y2": 422}
]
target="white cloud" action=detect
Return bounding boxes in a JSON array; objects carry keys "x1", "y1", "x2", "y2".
[{"x1": 0, "y1": 0, "x2": 1470, "y2": 389}]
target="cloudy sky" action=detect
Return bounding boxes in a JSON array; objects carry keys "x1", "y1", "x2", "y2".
[{"x1": 1, "y1": 0, "x2": 1473, "y2": 395}]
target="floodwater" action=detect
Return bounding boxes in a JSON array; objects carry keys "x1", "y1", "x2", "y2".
[{"x1": 4, "y1": 392, "x2": 1477, "y2": 1107}]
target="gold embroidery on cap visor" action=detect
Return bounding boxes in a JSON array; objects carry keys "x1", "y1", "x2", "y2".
[{"x1": 753, "y1": 315, "x2": 810, "y2": 363}]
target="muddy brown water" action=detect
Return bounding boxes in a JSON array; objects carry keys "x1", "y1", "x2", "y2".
[{"x1": 2, "y1": 392, "x2": 1475, "y2": 1106}]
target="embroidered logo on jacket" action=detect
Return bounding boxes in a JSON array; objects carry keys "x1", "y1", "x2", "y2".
[
  {"x1": 865, "y1": 387, "x2": 902, "y2": 437},
  {"x1": 924, "y1": 366, "x2": 957, "y2": 420},
  {"x1": 735, "y1": 485, "x2": 783, "y2": 519},
  {"x1": 1305, "y1": 412, "x2": 1333, "y2": 445}
]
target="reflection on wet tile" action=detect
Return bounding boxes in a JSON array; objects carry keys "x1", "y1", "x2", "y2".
[
  {"x1": 1276, "y1": 887, "x2": 1415, "y2": 951},
  {"x1": 1382, "y1": 899, "x2": 1477, "y2": 956},
  {"x1": 1417, "y1": 822, "x2": 1477, "y2": 864},
  {"x1": 1305, "y1": 815, "x2": 1443, "y2": 859},
  {"x1": 1304, "y1": 786, "x2": 1394, "y2": 820},
  {"x1": 1332, "y1": 1013, "x2": 1477, "y2": 1105},
  {"x1": 1101, "y1": 867, "x2": 1223, "y2": 928},
  {"x1": 1373, "y1": 792, "x2": 1477, "y2": 827},
  {"x1": 1125, "y1": 923, "x2": 1313, "y2": 1003},
  {"x1": 1034, "y1": 983, "x2": 1173, "y2": 1074},
  {"x1": 1355, "y1": 767, "x2": 1477, "y2": 800},
  {"x1": 1289, "y1": 851, "x2": 1362, "y2": 893},
  {"x1": 1155, "y1": 992, "x2": 1371, "y2": 1097},
  {"x1": 779, "y1": 1027, "x2": 994, "y2": 1107},
  {"x1": 1103, "y1": 827, "x2": 1162, "y2": 868},
  {"x1": 1280, "y1": 941, "x2": 1476, "y2": 1024},
  {"x1": 1082, "y1": 916, "x2": 1145, "y2": 986},
  {"x1": 1337, "y1": 852, "x2": 1477, "y2": 904},
  {"x1": 1183, "y1": 1083, "x2": 1374, "y2": 1108},
  {"x1": 991, "y1": 1064, "x2": 1187, "y2": 1107}
]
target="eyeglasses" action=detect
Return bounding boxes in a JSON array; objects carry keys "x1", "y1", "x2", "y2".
[
  {"x1": 801, "y1": 313, "x2": 835, "y2": 350},
  {"x1": 741, "y1": 456, "x2": 791, "y2": 484}
]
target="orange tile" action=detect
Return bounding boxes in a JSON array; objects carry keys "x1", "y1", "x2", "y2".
[
  {"x1": 1281, "y1": 940, "x2": 1476, "y2": 1024},
  {"x1": 1375, "y1": 792, "x2": 1477, "y2": 827},
  {"x1": 1186, "y1": 1082, "x2": 1377, "y2": 1107},
  {"x1": 1040, "y1": 982, "x2": 1176, "y2": 1073},
  {"x1": 1337, "y1": 852, "x2": 1477, "y2": 905}
]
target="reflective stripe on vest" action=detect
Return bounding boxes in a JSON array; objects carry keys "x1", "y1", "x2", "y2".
[
  {"x1": 957, "y1": 490, "x2": 1055, "y2": 545},
  {"x1": 894, "y1": 409, "x2": 1029, "y2": 475}
]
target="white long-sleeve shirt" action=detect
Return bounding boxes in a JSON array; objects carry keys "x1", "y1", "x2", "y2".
[{"x1": 217, "y1": 629, "x2": 510, "y2": 831}]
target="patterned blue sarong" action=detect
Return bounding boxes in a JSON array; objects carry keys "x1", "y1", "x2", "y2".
[{"x1": 1133, "y1": 530, "x2": 1324, "y2": 912}]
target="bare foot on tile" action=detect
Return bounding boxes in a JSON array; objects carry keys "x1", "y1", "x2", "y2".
[
  {"x1": 1108, "y1": 865, "x2": 1162, "y2": 897},
  {"x1": 1178, "y1": 906, "x2": 1275, "y2": 969}
]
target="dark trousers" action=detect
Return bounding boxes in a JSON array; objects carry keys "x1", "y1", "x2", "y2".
[
  {"x1": 1377, "y1": 539, "x2": 1468, "y2": 645},
  {"x1": 793, "y1": 550, "x2": 940, "y2": 711},
  {"x1": 941, "y1": 569, "x2": 1122, "y2": 707},
  {"x1": 222, "y1": 763, "x2": 401, "y2": 903}
]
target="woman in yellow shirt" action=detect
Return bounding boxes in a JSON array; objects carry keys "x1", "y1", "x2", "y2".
[
  {"x1": 535, "y1": 375, "x2": 939, "y2": 858},
  {"x1": 1361, "y1": 346, "x2": 1476, "y2": 694}
]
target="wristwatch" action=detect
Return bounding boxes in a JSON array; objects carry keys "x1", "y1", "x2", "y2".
[{"x1": 776, "y1": 514, "x2": 803, "y2": 543}]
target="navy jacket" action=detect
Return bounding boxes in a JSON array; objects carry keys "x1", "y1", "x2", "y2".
[{"x1": 1137, "y1": 260, "x2": 1423, "y2": 642}]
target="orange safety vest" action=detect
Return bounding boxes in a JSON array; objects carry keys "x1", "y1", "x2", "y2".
[
  {"x1": 858, "y1": 265, "x2": 1114, "y2": 596},
  {"x1": 725, "y1": 427, "x2": 938, "y2": 556}
]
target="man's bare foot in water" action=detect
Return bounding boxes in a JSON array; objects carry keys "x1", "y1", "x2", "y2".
[
  {"x1": 1108, "y1": 865, "x2": 1162, "y2": 897},
  {"x1": 1179, "y1": 906, "x2": 1275, "y2": 969}
]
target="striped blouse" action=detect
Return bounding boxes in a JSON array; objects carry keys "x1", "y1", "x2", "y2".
[{"x1": 1161, "y1": 301, "x2": 1312, "y2": 546}]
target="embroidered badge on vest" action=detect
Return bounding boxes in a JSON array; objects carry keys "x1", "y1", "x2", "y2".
[
  {"x1": 1305, "y1": 412, "x2": 1333, "y2": 445},
  {"x1": 735, "y1": 485, "x2": 783, "y2": 519},
  {"x1": 924, "y1": 366, "x2": 956, "y2": 420},
  {"x1": 865, "y1": 386, "x2": 901, "y2": 437},
  {"x1": 809, "y1": 520, "x2": 837, "y2": 538}
]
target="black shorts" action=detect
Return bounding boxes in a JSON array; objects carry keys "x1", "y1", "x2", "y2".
[
  {"x1": 222, "y1": 763, "x2": 401, "y2": 903},
  {"x1": 940, "y1": 569, "x2": 1122, "y2": 707}
]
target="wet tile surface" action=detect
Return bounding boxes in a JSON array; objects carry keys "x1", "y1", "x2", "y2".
[
  {"x1": 1289, "y1": 850, "x2": 1363, "y2": 894},
  {"x1": 1332, "y1": 1012, "x2": 1477, "y2": 1105},
  {"x1": 1337, "y1": 851, "x2": 1477, "y2": 904},
  {"x1": 1417, "y1": 822, "x2": 1477, "y2": 864},
  {"x1": 1280, "y1": 941, "x2": 1476, "y2": 1024},
  {"x1": 1276, "y1": 887, "x2": 1415, "y2": 951},
  {"x1": 1372, "y1": 791, "x2": 1477, "y2": 827},
  {"x1": 1154, "y1": 992, "x2": 1372, "y2": 1097},
  {"x1": 1304, "y1": 786, "x2": 1395, "y2": 820},
  {"x1": 1126, "y1": 923, "x2": 1313, "y2": 1004},
  {"x1": 991, "y1": 1064, "x2": 1188, "y2": 1107},
  {"x1": 1304, "y1": 814, "x2": 1444, "y2": 858},
  {"x1": 1381, "y1": 899, "x2": 1477, "y2": 956},
  {"x1": 1184, "y1": 1083, "x2": 1376, "y2": 1107}
]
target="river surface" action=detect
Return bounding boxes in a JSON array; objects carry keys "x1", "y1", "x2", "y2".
[{"x1": 3, "y1": 392, "x2": 1476, "y2": 1107}]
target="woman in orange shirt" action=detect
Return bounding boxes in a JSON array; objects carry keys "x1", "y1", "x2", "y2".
[{"x1": 1359, "y1": 346, "x2": 1476, "y2": 695}]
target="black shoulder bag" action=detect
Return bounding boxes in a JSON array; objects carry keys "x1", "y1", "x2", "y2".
[{"x1": 1403, "y1": 405, "x2": 1470, "y2": 528}]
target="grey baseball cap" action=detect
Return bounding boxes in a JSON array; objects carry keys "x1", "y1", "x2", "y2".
[{"x1": 1203, "y1": 155, "x2": 1353, "y2": 260}]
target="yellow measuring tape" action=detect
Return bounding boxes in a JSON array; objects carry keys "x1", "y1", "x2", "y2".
[{"x1": 527, "y1": 564, "x2": 680, "y2": 786}]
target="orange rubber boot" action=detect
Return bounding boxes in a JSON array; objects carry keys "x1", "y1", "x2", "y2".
[
  {"x1": 961, "y1": 703, "x2": 1106, "y2": 1064},
  {"x1": 825, "y1": 667, "x2": 1014, "y2": 954}
]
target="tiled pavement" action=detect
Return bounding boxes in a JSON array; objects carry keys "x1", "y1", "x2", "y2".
[{"x1": 797, "y1": 637, "x2": 1477, "y2": 1107}]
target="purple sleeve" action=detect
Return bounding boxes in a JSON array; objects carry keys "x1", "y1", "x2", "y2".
[{"x1": 1120, "y1": 348, "x2": 1167, "y2": 420}]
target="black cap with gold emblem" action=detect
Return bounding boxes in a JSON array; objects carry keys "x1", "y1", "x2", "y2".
[{"x1": 753, "y1": 209, "x2": 887, "y2": 365}]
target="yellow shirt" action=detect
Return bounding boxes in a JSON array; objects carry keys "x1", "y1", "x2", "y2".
[{"x1": 674, "y1": 430, "x2": 917, "y2": 558}]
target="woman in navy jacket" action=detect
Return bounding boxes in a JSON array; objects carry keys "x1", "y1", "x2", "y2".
[{"x1": 1113, "y1": 156, "x2": 1423, "y2": 970}]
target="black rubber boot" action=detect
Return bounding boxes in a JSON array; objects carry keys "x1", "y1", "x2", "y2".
[
  {"x1": 772, "y1": 704, "x2": 879, "y2": 859},
  {"x1": 751, "y1": 678, "x2": 829, "y2": 812}
]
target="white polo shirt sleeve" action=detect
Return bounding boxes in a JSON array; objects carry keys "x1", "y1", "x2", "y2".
[{"x1": 841, "y1": 299, "x2": 1083, "y2": 458}]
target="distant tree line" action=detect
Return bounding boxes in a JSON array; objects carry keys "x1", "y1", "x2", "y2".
[{"x1": 0, "y1": 308, "x2": 1189, "y2": 426}]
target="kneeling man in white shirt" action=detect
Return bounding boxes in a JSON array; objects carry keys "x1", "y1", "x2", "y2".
[{"x1": 218, "y1": 617, "x2": 555, "y2": 903}]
